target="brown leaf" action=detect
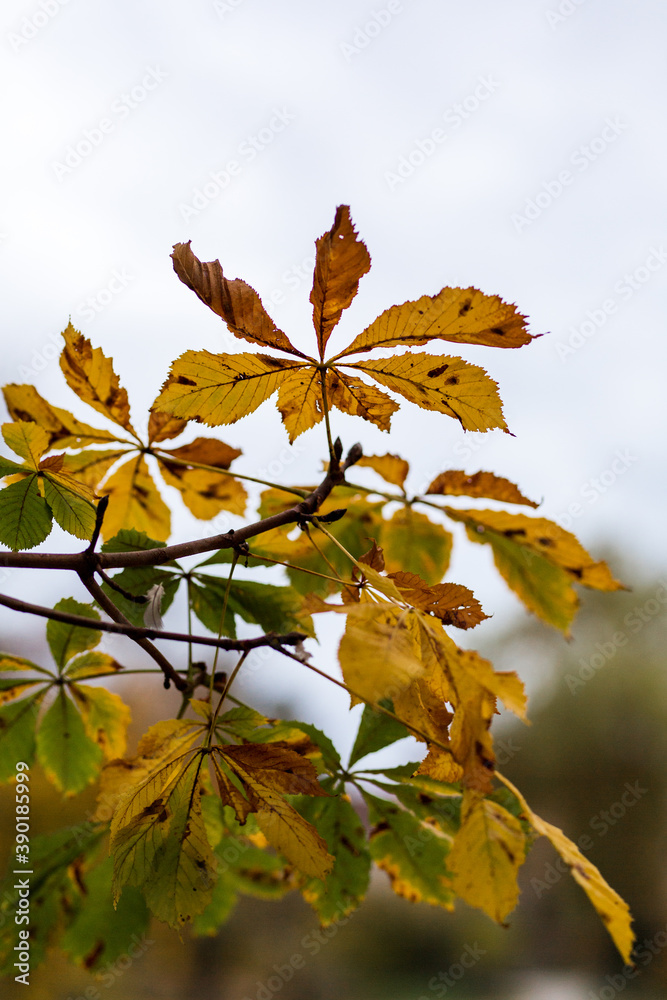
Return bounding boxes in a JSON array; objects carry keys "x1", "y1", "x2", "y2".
[
  {"x1": 171, "y1": 242, "x2": 307, "y2": 358},
  {"x1": 389, "y1": 571, "x2": 489, "y2": 629},
  {"x1": 426, "y1": 470, "x2": 538, "y2": 508},
  {"x1": 311, "y1": 205, "x2": 371, "y2": 358},
  {"x1": 222, "y1": 742, "x2": 328, "y2": 798},
  {"x1": 147, "y1": 410, "x2": 188, "y2": 444}
]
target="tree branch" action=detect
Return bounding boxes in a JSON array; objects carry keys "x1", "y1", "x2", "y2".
[
  {"x1": 0, "y1": 590, "x2": 307, "y2": 655},
  {"x1": 79, "y1": 573, "x2": 187, "y2": 691},
  {"x1": 0, "y1": 442, "x2": 364, "y2": 572}
]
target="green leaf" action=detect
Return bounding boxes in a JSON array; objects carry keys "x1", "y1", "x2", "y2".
[
  {"x1": 36, "y1": 689, "x2": 103, "y2": 794},
  {"x1": 381, "y1": 507, "x2": 453, "y2": 584},
  {"x1": 192, "y1": 575, "x2": 313, "y2": 638},
  {"x1": 349, "y1": 703, "x2": 411, "y2": 767},
  {"x1": 0, "y1": 694, "x2": 42, "y2": 781},
  {"x1": 192, "y1": 868, "x2": 238, "y2": 935},
  {"x1": 46, "y1": 599, "x2": 102, "y2": 671},
  {"x1": 0, "y1": 474, "x2": 52, "y2": 550},
  {"x1": 42, "y1": 476, "x2": 97, "y2": 540},
  {"x1": 364, "y1": 791, "x2": 455, "y2": 908},
  {"x1": 279, "y1": 720, "x2": 341, "y2": 774},
  {"x1": 61, "y1": 856, "x2": 150, "y2": 970},
  {"x1": 101, "y1": 527, "x2": 168, "y2": 553},
  {"x1": 298, "y1": 794, "x2": 371, "y2": 924},
  {"x1": 2, "y1": 420, "x2": 49, "y2": 466}
]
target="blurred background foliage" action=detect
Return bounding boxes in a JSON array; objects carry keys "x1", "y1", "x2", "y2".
[{"x1": 1, "y1": 554, "x2": 665, "y2": 999}]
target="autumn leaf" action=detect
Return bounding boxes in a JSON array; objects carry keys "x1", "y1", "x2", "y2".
[
  {"x1": 447, "y1": 791, "x2": 526, "y2": 923},
  {"x1": 426, "y1": 470, "x2": 538, "y2": 507},
  {"x1": 3, "y1": 383, "x2": 119, "y2": 449},
  {"x1": 334, "y1": 285, "x2": 533, "y2": 358},
  {"x1": 111, "y1": 751, "x2": 217, "y2": 928},
  {"x1": 389, "y1": 571, "x2": 489, "y2": 629},
  {"x1": 171, "y1": 241, "x2": 308, "y2": 358},
  {"x1": 310, "y1": 204, "x2": 371, "y2": 358},
  {"x1": 153, "y1": 350, "x2": 303, "y2": 427},
  {"x1": 498, "y1": 773, "x2": 634, "y2": 963},
  {"x1": 215, "y1": 744, "x2": 334, "y2": 880},
  {"x1": 157, "y1": 436, "x2": 246, "y2": 519},
  {"x1": 346, "y1": 353, "x2": 508, "y2": 433},
  {"x1": 356, "y1": 453, "x2": 410, "y2": 490},
  {"x1": 101, "y1": 454, "x2": 170, "y2": 541},
  {"x1": 60, "y1": 323, "x2": 136, "y2": 434},
  {"x1": 445, "y1": 507, "x2": 623, "y2": 632},
  {"x1": 324, "y1": 368, "x2": 398, "y2": 432},
  {"x1": 364, "y1": 791, "x2": 454, "y2": 908},
  {"x1": 299, "y1": 793, "x2": 371, "y2": 924},
  {"x1": 338, "y1": 603, "x2": 427, "y2": 706}
]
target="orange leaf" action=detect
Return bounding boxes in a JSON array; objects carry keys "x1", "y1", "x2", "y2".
[
  {"x1": 389, "y1": 571, "x2": 489, "y2": 629},
  {"x1": 310, "y1": 205, "x2": 371, "y2": 358},
  {"x1": 337, "y1": 285, "x2": 534, "y2": 358},
  {"x1": 426, "y1": 470, "x2": 538, "y2": 507},
  {"x1": 171, "y1": 241, "x2": 307, "y2": 358}
]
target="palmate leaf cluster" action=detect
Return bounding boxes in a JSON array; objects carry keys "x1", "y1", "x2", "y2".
[{"x1": 0, "y1": 206, "x2": 634, "y2": 976}]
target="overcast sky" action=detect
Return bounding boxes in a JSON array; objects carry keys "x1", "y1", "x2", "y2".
[{"x1": 1, "y1": 0, "x2": 665, "y2": 744}]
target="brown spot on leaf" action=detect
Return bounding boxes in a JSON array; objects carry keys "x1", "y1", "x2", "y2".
[
  {"x1": 537, "y1": 537, "x2": 554, "y2": 547},
  {"x1": 458, "y1": 299, "x2": 472, "y2": 316},
  {"x1": 427, "y1": 365, "x2": 449, "y2": 378},
  {"x1": 503, "y1": 528, "x2": 526, "y2": 539},
  {"x1": 445, "y1": 376, "x2": 459, "y2": 386},
  {"x1": 176, "y1": 376, "x2": 197, "y2": 386},
  {"x1": 490, "y1": 327, "x2": 505, "y2": 337}
]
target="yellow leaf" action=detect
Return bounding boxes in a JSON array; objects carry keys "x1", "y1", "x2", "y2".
[
  {"x1": 455, "y1": 647, "x2": 527, "y2": 721},
  {"x1": 2, "y1": 421, "x2": 49, "y2": 468},
  {"x1": 381, "y1": 507, "x2": 453, "y2": 584},
  {"x1": 111, "y1": 752, "x2": 216, "y2": 928},
  {"x1": 445, "y1": 507, "x2": 623, "y2": 632},
  {"x1": 159, "y1": 461, "x2": 247, "y2": 519},
  {"x1": 69, "y1": 683, "x2": 131, "y2": 760},
  {"x1": 337, "y1": 285, "x2": 533, "y2": 358},
  {"x1": 2, "y1": 383, "x2": 120, "y2": 449},
  {"x1": 348, "y1": 353, "x2": 507, "y2": 433},
  {"x1": 153, "y1": 350, "x2": 302, "y2": 427},
  {"x1": 100, "y1": 455, "x2": 171, "y2": 541},
  {"x1": 426, "y1": 469, "x2": 538, "y2": 508},
  {"x1": 448, "y1": 792, "x2": 526, "y2": 923},
  {"x1": 393, "y1": 677, "x2": 453, "y2": 745},
  {"x1": 61, "y1": 449, "x2": 128, "y2": 489},
  {"x1": 157, "y1": 436, "x2": 247, "y2": 518},
  {"x1": 97, "y1": 718, "x2": 203, "y2": 823},
  {"x1": 310, "y1": 205, "x2": 371, "y2": 357},
  {"x1": 326, "y1": 368, "x2": 398, "y2": 431},
  {"x1": 498, "y1": 773, "x2": 634, "y2": 964},
  {"x1": 356, "y1": 453, "x2": 410, "y2": 489},
  {"x1": 60, "y1": 322, "x2": 136, "y2": 433},
  {"x1": 159, "y1": 435, "x2": 242, "y2": 469},
  {"x1": 276, "y1": 366, "x2": 325, "y2": 442},
  {"x1": 338, "y1": 604, "x2": 427, "y2": 706},
  {"x1": 171, "y1": 241, "x2": 307, "y2": 357}
]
